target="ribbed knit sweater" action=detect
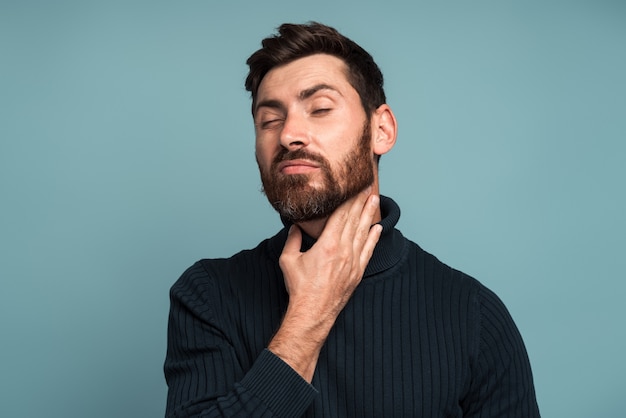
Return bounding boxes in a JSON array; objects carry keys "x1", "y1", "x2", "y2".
[{"x1": 164, "y1": 196, "x2": 539, "y2": 417}]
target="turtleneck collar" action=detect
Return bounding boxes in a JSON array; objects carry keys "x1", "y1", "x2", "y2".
[{"x1": 269, "y1": 195, "x2": 407, "y2": 278}]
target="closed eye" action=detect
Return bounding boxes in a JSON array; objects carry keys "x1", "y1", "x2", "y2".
[
  {"x1": 311, "y1": 108, "x2": 331, "y2": 115},
  {"x1": 259, "y1": 119, "x2": 283, "y2": 129}
]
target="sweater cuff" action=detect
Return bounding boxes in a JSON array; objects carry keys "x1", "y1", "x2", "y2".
[{"x1": 240, "y1": 349, "x2": 318, "y2": 417}]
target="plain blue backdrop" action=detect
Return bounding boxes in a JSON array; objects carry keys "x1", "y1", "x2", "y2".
[{"x1": 1, "y1": 1, "x2": 624, "y2": 416}]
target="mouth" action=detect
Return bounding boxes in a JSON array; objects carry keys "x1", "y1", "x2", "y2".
[{"x1": 277, "y1": 159, "x2": 320, "y2": 175}]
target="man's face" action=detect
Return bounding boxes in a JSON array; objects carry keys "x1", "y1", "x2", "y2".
[{"x1": 253, "y1": 54, "x2": 376, "y2": 223}]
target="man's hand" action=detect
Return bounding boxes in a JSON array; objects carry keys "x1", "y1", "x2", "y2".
[{"x1": 268, "y1": 188, "x2": 383, "y2": 382}]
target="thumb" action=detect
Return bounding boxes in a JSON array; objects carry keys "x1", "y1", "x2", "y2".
[{"x1": 282, "y1": 225, "x2": 303, "y2": 255}]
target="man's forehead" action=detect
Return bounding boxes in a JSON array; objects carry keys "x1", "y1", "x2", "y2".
[{"x1": 257, "y1": 54, "x2": 351, "y2": 98}]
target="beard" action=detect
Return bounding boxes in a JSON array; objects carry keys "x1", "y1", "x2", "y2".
[{"x1": 258, "y1": 119, "x2": 375, "y2": 223}]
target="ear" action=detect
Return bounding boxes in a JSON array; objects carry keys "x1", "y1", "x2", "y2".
[{"x1": 370, "y1": 104, "x2": 397, "y2": 156}]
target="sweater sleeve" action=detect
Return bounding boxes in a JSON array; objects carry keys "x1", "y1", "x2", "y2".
[
  {"x1": 462, "y1": 285, "x2": 540, "y2": 417},
  {"x1": 164, "y1": 262, "x2": 318, "y2": 417}
]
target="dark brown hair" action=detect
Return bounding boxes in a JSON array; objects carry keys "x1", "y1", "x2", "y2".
[{"x1": 245, "y1": 22, "x2": 386, "y2": 115}]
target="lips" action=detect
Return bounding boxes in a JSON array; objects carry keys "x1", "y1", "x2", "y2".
[{"x1": 277, "y1": 159, "x2": 320, "y2": 174}]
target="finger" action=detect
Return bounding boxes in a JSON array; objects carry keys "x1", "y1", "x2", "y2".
[
  {"x1": 359, "y1": 223, "x2": 382, "y2": 269},
  {"x1": 359, "y1": 194, "x2": 380, "y2": 229},
  {"x1": 321, "y1": 186, "x2": 373, "y2": 238},
  {"x1": 344, "y1": 192, "x2": 379, "y2": 245}
]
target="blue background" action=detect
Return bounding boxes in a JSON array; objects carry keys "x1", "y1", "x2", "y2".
[{"x1": 1, "y1": 1, "x2": 624, "y2": 416}]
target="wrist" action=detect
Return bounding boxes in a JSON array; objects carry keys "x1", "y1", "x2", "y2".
[{"x1": 268, "y1": 308, "x2": 333, "y2": 382}]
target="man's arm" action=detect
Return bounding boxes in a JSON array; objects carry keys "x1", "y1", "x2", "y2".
[
  {"x1": 165, "y1": 285, "x2": 317, "y2": 417},
  {"x1": 268, "y1": 189, "x2": 382, "y2": 382}
]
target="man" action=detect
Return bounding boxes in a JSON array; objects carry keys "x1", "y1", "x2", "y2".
[{"x1": 164, "y1": 22, "x2": 540, "y2": 417}]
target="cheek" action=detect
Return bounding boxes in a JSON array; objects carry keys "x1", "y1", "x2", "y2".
[
  {"x1": 333, "y1": 127, "x2": 364, "y2": 154},
  {"x1": 255, "y1": 136, "x2": 268, "y2": 156},
  {"x1": 255, "y1": 141, "x2": 274, "y2": 170}
]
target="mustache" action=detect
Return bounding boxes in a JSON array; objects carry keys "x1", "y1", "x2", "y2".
[{"x1": 271, "y1": 149, "x2": 327, "y2": 167}]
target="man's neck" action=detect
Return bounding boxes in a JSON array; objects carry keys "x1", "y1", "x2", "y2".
[
  {"x1": 296, "y1": 206, "x2": 382, "y2": 239},
  {"x1": 296, "y1": 218, "x2": 328, "y2": 240},
  {"x1": 296, "y1": 180, "x2": 383, "y2": 239}
]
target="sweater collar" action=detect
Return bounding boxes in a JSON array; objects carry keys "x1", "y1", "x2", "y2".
[{"x1": 270, "y1": 195, "x2": 406, "y2": 277}]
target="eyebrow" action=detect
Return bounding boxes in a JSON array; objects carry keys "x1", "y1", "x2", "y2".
[
  {"x1": 254, "y1": 83, "x2": 342, "y2": 115},
  {"x1": 299, "y1": 83, "x2": 342, "y2": 100},
  {"x1": 254, "y1": 99, "x2": 284, "y2": 115}
]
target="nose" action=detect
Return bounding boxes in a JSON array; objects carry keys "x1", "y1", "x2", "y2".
[{"x1": 279, "y1": 113, "x2": 309, "y2": 150}]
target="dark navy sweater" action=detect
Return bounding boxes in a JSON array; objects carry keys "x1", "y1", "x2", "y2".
[{"x1": 164, "y1": 196, "x2": 539, "y2": 417}]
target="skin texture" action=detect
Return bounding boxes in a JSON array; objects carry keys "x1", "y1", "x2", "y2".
[{"x1": 253, "y1": 54, "x2": 397, "y2": 382}]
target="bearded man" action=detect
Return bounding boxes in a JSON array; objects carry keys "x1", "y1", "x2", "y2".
[{"x1": 164, "y1": 22, "x2": 540, "y2": 418}]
